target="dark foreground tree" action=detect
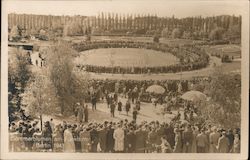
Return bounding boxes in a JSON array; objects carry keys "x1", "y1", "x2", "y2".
[
  {"x1": 8, "y1": 48, "x2": 32, "y2": 124},
  {"x1": 8, "y1": 48, "x2": 32, "y2": 108},
  {"x1": 199, "y1": 68, "x2": 241, "y2": 128}
]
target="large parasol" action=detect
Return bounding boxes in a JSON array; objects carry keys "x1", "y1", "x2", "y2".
[
  {"x1": 146, "y1": 85, "x2": 165, "y2": 94},
  {"x1": 181, "y1": 90, "x2": 207, "y2": 102}
]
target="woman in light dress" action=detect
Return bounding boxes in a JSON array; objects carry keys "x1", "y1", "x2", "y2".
[
  {"x1": 63, "y1": 125, "x2": 75, "y2": 152},
  {"x1": 113, "y1": 124, "x2": 125, "y2": 152}
]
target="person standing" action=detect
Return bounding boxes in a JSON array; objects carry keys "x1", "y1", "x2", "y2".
[
  {"x1": 91, "y1": 94, "x2": 97, "y2": 111},
  {"x1": 77, "y1": 105, "x2": 84, "y2": 123},
  {"x1": 123, "y1": 86, "x2": 127, "y2": 98},
  {"x1": 106, "y1": 93, "x2": 111, "y2": 108},
  {"x1": 110, "y1": 102, "x2": 116, "y2": 117},
  {"x1": 191, "y1": 126, "x2": 199, "y2": 153},
  {"x1": 205, "y1": 125, "x2": 212, "y2": 153},
  {"x1": 106, "y1": 124, "x2": 115, "y2": 153},
  {"x1": 226, "y1": 129, "x2": 235, "y2": 152},
  {"x1": 154, "y1": 123, "x2": 164, "y2": 149},
  {"x1": 127, "y1": 89, "x2": 132, "y2": 101},
  {"x1": 72, "y1": 125, "x2": 82, "y2": 152},
  {"x1": 98, "y1": 125, "x2": 108, "y2": 152},
  {"x1": 42, "y1": 121, "x2": 53, "y2": 151},
  {"x1": 114, "y1": 93, "x2": 118, "y2": 104},
  {"x1": 84, "y1": 105, "x2": 89, "y2": 123},
  {"x1": 217, "y1": 131, "x2": 230, "y2": 153},
  {"x1": 166, "y1": 124, "x2": 175, "y2": 149},
  {"x1": 131, "y1": 90, "x2": 135, "y2": 104},
  {"x1": 232, "y1": 133, "x2": 240, "y2": 153},
  {"x1": 125, "y1": 100, "x2": 131, "y2": 116},
  {"x1": 209, "y1": 128, "x2": 220, "y2": 153},
  {"x1": 27, "y1": 124, "x2": 35, "y2": 151},
  {"x1": 135, "y1": 125, "x2": 147, "y2": 153},
  {"x1": 196, "y1": 128, "x2": 208, "y2": 153},
  {"x1": 52, "y1": 124, "x2": 64, "y2": 152},
  {"x1": 79, "y1": 127, "x2": 91, "y2": 152},
  {"x1": 63, "y1": 125, "x2": 75, "y2": 152},
  {"x1": 127, "y1": 127, "x2": 136, "y2": 153},
  {"x1": 152, "y1": 97, "x2": 157, "y2": 108},
  {"x1": 135, "y1": 100, "x2": 141, "y2": 111},
  {"x1": 74, "y1": 104, "x2": 80, "y2": 121},
  {"x1": 182, "y1": 124, "x2": 193, "y2": 153},
  {"x1": 148, "y1": 127, "x2": 157, "y2": 152},
  {"x1": 113, "y1": 124, "x2": 125, "y2": 152},
  {"x1": 118, "y1": 101, "x2": 122, "y2": 115},
  {"x1": 173, "y1": 128, "x2": 182, "y2": 153},
  {"x1": 132, "y1": 108, "x2": 138, "y2": 123},
  {"x1": 90, "y1": 125, "x2": 99, "y2": 152}
]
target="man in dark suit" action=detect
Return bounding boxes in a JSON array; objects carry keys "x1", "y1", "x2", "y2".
[
  {"x1": 90, "y1": 125, "x2": 99, "y2": 152},
  {"x1": 126, "y1": 127, "x2": 136, "y2": 153},
  {"x1": 182, "y1": 124, "x2": 193, "y2": 153},
  {"x1": 135, "y1": 126, "x2": 146, "y2": 153},
  {"x1": 91, "y1": 94, "x2": 97, "y2": 111},
  {"x1": 125, "y1": 100, "x2": 131, "y2": 116},
  {"x1": 110, "y1": 102, "x2": 116, "y2": 117},
  {"x1": 98, "y1": 125, "x2": 108, "y2": 152},
  {"x1": 132, "y1": 108, "x2": 138, "y2": 123},
  {"x1": 106, "y1": 124, "x2": 115, "y2": 152},
  {"x1": 84, "y1": 105, "x2": 89, "y2": 123}
]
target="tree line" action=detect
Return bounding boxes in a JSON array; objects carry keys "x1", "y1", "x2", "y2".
[{"x1": 8, "y1": 13, "x2": 241, "y2": 43}]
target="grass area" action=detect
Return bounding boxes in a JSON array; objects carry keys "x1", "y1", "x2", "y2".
[
  {"x1": 220, "y1": 61, "x2": 241, "y2": 73},
  {"x1": 76, "y1": 48, "x2": 179, "y2": 67},
  {"x1": 207, "y1": 44, "x2": 241, "y2": 58},
  {"x1": 159, "y1": 38, "x2": 204, "y2": 45}
]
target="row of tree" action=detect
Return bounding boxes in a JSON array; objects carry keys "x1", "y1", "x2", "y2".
[
  {"x1": 8, "y1": 13, "x2": 241, "y2": 33},
  {"x1": 8, "y1": 13, "x2": 241, "y2": 42},
  {"x1": 162, "y1": 24, "x2": 240, "y2": 43}
]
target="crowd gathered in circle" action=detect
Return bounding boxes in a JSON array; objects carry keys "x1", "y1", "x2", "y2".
[{"x1": 73, "y1": 40, "x2": 209, "y2": 74}]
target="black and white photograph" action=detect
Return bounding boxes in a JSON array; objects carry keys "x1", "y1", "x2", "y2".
[{"x1": 1, "y1": 0, "x2": 249, "y2": 159}]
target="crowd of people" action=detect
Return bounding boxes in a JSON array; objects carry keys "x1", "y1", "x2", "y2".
[
  {"x1": 73, "y1": 40, "x2": 209, "y2": 74},
  {"x1": 8, "y1": 75, "x2": 240, "y2": 153},
  {"x1": 65, "y1": 78, "x2": 207, "y2": 125},
  {"x1": 9, "y1": 115, "x2": 240, "y2": 153},
  {"x1": 79, "y1": 77, "x2": 209, "y2": 105},
  {"x1": 8, "y1": 77, "x2": 206, "y2": 125}
]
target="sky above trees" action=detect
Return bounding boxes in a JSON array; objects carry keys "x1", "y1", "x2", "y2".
[{"x1": 5, "y1": 0, "x2": 245, "y2": 18}]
